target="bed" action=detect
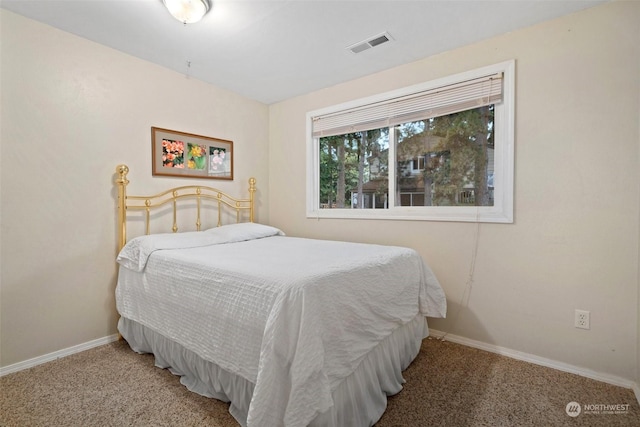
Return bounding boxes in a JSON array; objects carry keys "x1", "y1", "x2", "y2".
[{"x1": 113, "y1": 164, "x2": 446, "y2": 427}]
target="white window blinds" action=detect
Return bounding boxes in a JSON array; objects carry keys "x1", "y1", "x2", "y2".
[{"x1": 312, "y1": 72, "x2": 503, "y2": 138}]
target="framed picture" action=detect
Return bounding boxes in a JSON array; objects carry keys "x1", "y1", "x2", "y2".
[{"x1": 151, "y1": 127, "x2": 233, "y2": 180}]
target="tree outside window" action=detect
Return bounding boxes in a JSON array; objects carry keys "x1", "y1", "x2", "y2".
[{"x1": 319, "y1": 105, "x2": 494, "y2": 209}]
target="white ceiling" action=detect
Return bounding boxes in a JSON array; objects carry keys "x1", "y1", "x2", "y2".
[{"x1": 1, "y1": 0, "x2": 606, "y2": 104}]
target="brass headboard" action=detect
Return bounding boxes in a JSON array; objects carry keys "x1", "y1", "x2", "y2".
[{"x1": 115, "y1": 164, "x2": 256, "y2": 252}]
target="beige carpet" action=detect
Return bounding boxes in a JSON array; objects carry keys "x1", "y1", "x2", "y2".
[{"x1": 1, "y1": 337, "x2": 639, "y2": 426}]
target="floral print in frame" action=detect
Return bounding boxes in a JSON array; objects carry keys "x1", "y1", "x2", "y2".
[{"x1": 152, "y1": 127, "x2": 233, "y2": 180}]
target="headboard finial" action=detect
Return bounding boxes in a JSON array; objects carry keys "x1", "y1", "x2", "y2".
[{"x1": 116, "y1": 164, "x2": 130, "y2": 184}]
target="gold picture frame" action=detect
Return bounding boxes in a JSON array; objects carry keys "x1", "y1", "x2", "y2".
[{"x1": 151, "y1": 127, "x2": 233, "y2": 180}]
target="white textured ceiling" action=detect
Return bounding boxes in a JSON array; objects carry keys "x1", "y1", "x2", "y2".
[{"x1": 1, "y1": 0, "x2": 606, "y2": 104}]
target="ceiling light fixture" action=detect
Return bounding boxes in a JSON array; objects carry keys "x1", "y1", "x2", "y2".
[{"x1": 162, "y1": 0, "x2": 211, "y2": 24}]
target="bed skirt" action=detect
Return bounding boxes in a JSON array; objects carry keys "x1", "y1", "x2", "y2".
[{"x1": 119, "y1": 314, "x2": 428, "y2": 427}]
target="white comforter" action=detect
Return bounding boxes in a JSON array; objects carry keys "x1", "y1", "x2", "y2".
[{"x1": 116, "y1": 223, "x2": 446, "y2": 427}]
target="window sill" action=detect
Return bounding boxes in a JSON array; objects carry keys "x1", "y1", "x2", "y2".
[{"x1": 306, "y1": 206, "x2": 513, "y2": 223}]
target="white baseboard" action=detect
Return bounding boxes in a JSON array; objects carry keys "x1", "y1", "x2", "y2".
[
  {"x1": 0, "y1": 334, "x2": 120, "y2": 377},
  {"x1": 428, "y1": 329, "x2": 638, "y2": 393}
]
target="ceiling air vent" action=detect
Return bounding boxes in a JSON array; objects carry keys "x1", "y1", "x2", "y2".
[{"x1": 347, "y1": 31, "x2": 393, "y2": 54}]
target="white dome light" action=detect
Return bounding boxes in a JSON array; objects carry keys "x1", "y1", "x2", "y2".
[{"x1": 162, "y1": 0, "x2": 211, "y2": 24}]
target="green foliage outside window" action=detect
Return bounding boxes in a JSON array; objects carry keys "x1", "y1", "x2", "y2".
[{"x1": 319, "y1": 105, "x2": 494, "y2": 209}]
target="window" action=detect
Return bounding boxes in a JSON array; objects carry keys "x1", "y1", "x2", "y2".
[
  {"x1": 306, "y1": 60, "x2": 514, "y2": 223},
  {"x1": 411, "y1": 156, "x2": 425, "y2": 174}
]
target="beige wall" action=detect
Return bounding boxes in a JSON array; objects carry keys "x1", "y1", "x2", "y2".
[
  {"x1": 269, "y1": 1, "x2": 640, "y2": 381},
  {"x1": 0, "y1": 10, "x2": 270, "y2": 366}
]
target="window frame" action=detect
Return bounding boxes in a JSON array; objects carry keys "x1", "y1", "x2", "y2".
[{"x1": 306, "y1": 60, "x2": 515, "y2": 223}]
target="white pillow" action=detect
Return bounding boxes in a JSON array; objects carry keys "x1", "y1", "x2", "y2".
[{"x1": 117, "y1": 222, "x2": 284, "y2": 272}]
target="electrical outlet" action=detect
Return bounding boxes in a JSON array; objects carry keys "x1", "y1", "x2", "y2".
[{"x1": 575, "y1": 309, "x2": 590, "y2": 330}]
